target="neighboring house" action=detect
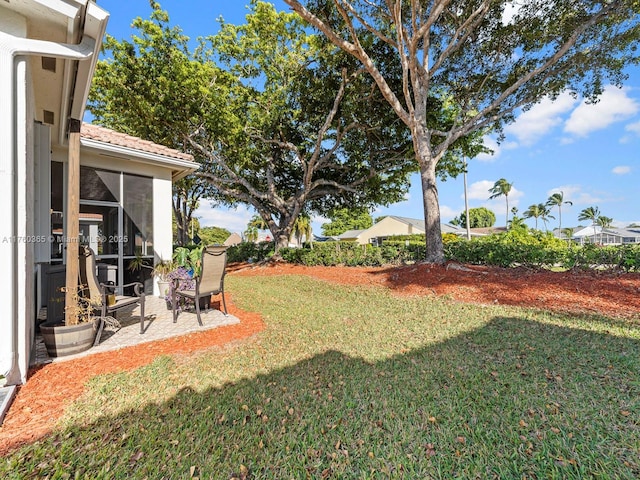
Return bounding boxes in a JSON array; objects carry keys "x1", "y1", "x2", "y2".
[
  {"x1": 223, "y1": 233, "x2": 242, "y2": 246},
  {"x1": 337, "y1": 215, "x2": 463, "y2": 246},
  {"x1": 0, "y1": 1, "x2": 197, "y2": 387},
  {"x1": 468, "y1": 226, "x2": 506, "y2": 236},
  {"x1": 572, "y1": 226, "x2": 640, "y2": 245},
  {"x1": 313, "y1": 234, "x2": 340, "y2": 242}
]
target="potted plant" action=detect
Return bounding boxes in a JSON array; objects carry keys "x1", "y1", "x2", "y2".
[
  {"x1": 39, "y1": 285, "x2": 101, "y2": 357},
  {"x1": 165, "y1": 246, "x2": 207, "y2": 310},
  {"x1": 153, "y1": 259, "x2": 175, "y2": 298},
  {"x1": 164, "y1": 266, "x2": 195, "y2": 310},
  {"x1": 127, "y1": 254, "x2": 154, "y2": 294},
  {"x1": 172, "y1": 246, "x2": 203, "y2": 276}
]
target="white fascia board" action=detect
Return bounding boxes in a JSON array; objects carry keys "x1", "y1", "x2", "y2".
[
  {"x1": 68, "y1": 2, "x2": 108, "y2": 121},
  {"x1": 59, "y1": 1, "x2": 108, "y2": 143},
  {"x1": 32, "y1": 0, "x2": 81, "y2": 19},
  {"x1": 80, "y1": 138, "x2": 199, "y2": 180}
]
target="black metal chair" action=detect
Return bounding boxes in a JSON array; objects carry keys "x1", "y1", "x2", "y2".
[
  {"x1": 172, "y1": 245, "x2": 228, "y2": 326},
  {"x1": 78, "y1": 245, "x2": 146, "y2": 336}
]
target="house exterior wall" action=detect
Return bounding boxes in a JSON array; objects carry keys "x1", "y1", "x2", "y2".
[
  {"x1": 51, "y1": 146, "x2": 176, "y2": 297},
  {"x1": 152, "y1": 176, "x2": 173, "y2": 296},
  {"x1": 355, "y1": 217, "x2": 425, "y2": 245},
  {"x1": 0, "y1": 10, "x2": 35, "y2": 385}
]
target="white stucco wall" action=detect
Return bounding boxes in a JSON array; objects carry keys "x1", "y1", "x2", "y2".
[
  {"x1": 0, "y1": 8, "x2": 32, "y2": 384},
  {"x1": 0, "y1": 0, "x2": 108, "y2": 386}
]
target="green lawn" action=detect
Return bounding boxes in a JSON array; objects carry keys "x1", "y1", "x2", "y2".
[{"x1": 2, "y1": 274, "x2": 639, "y2": 479}]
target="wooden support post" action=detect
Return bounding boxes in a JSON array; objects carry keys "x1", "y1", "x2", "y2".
[{"x1": 64, "y1": 118, "x2": 81, "y2": 325}]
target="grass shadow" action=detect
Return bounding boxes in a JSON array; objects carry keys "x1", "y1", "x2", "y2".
[{"x1": 3, "y1": 315, "x2": 639, "y2": 478}]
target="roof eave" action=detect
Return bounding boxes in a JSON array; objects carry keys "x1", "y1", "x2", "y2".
[
  {"x1": 67, "y1": 2, "x2": 109, "y2": 122},
  {"x1": 80, "y1": 137, "x2": 199, "y2": 180}
]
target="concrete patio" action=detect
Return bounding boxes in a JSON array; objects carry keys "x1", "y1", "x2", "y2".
[{"x1": 32, "y1": 295, "x2": 240, "y2": 365}]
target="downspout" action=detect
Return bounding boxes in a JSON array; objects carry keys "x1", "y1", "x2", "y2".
[{"x1": 0, "y1": 32, "x2": 96, "y2": 385}]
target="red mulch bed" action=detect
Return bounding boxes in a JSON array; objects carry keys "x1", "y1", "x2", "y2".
[
  {"x1": 234, "y1": 262, "x2": 640, "y2": 320},
  {"x1": 1, "y1": 262, "x2": 638, "y2": 456}
]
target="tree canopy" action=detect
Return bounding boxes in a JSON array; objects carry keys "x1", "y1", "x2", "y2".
[
  {"x1": 189, "y1": 1, "x2": 419, "y2": 252},
  {"x1": 198, "y1": 226, "x2": 232, "y2": 246},
  {"x1": 321, "y1": 207, "x2": 373, "y2": 236},
  {"x1": 88, "y1": 7, "x2": 224, "y2": 246},
  {"x1": 283, "y1": 0, "x2": 640, "y2": 262},
  {"x1": 450, "y1": 207, "x2": 496, "y2": 229}
]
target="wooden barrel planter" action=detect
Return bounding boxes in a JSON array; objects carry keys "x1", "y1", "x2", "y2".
[{"x1": 40, "y1": 318, "x2": 101, "y2": 357}]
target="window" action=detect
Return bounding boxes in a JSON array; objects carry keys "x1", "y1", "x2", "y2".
[
  {"x1": 123, "y1": 173, "x2": 153, "y2": 257},
  {"x1": 80, "y1": 166, "x2": 120, "y2": 202},
  {"x1": 51, "y1": 165, "x2": 155, "y2": 294}
]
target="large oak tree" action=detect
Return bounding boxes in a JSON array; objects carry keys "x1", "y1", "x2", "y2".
[
  {"x1": 283, "y1": 0, "x2": 640, "y2": 262},
  {"x1": 90, "y1": 2, "x2": 422, "y2": 254},
  {"x1": 88, "y1": 7, "x2": 225, "y2": 246},
  {"x1": 189, "y1": 1, "x2": 418, "y2": 252}
]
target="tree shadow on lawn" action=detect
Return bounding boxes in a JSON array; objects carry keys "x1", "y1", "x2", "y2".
[{"x1": 4, "y1": 316, "x2": 639, "y2": 479}]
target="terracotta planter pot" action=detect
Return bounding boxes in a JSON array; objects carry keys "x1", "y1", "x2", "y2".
[{"x1": 40, "y1": 318, "x2": 101, "y2": 357}]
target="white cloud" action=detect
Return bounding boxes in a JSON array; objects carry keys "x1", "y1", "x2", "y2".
[
  {"x1": 505, "y1": 92, "x2": 578, "y2": 146},
  {"x1": 439, "y1": 204, "x2": 459, "y2": 221},
  {"x1": 194, "y1": 203, "x2": 254, "y2": 234},
  {"x1": 564, "y1": 86, "x2": 639, "y2": 137},
  {"x1": 626, "y1": 121, "x2": 640, "y2": 135},
  {"x1": 475, "y1": 136, "x2": 518, "y2": 162},
  {"x1": 547, "y1": 184, "x2": 601, "y2": 206},
  {"x1": 620, "y1": 120, "x2": 640, "y2": 143},
  {"x1": 612, "y1": 165, "x2": 631, "y2": 175},
  {"x1": 501, "y1": 3, "x2": 520, "y2": 25},
  {"x1": 467, "y1": 180, "x2": 496, "y2": 200}
]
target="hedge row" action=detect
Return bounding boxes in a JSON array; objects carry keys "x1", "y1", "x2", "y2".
[{"x1": 226, "y1": 232, "x2": 640, "y2": 272}]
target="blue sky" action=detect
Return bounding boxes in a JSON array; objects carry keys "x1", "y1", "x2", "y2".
[{"x1": 96, "y1": 0, "x2": 640, "y2": 235}]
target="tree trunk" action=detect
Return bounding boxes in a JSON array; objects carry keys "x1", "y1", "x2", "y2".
[
  {"x1": 172, "y1": 195, "x2": 190, "y2": 246},
  {"x1": 275, "y1": 234, "x2": 289, "y2": 252},
  {"x1": 415, "y1": 130, "x2": 445, "y2": 264},
  {"x1": 505, "y1": 197, "x2": 510, "y2": 229}
]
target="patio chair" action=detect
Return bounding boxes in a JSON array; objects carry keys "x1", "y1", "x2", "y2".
[
  {"x1": 172, "y1": 245, "x2": 228, "y2": 326},
  {"x1": 78, "y1": 245, "x2": 146, "y2": 336}
]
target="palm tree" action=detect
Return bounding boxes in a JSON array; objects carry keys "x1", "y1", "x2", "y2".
[
  {"x1": 244, "y1": 226, "x2": 258, "y2": 243},
  {"x1": 508, "y1": 215, "x2": 527, "y2": 231},
  {"x1": 488, "y1": 178, "x2": 513, "y2": 228},
  {"x1": 523, "y1": 204, "x2": 543, "y2": 230},
  {"x1": 523, "y1": 203, "x2": 554, "y2": 231},
  {"x1": 291, "y1": 213, "x2": 313, "y2": 247},
  {"x1": 596, "y1": 215, "x2": 613, "y2": 243},
  {"x1": 539, "y1": 205, "x2": 555, "y2": 232},
  {"x1": 562, "y1": 227, "x2": 575, "y2": 241},
  {"x1": 546, "y1": 191, "x2": 573, "y2": 233},
  {"x1": 248, "y1": 214, "x2": 268, "y2": 231},
  {"x1": 578, "y1": 206, "x2": 601, "y2": 242}
]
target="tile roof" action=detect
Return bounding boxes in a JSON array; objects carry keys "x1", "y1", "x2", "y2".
[{"x1": 81, "y1": 123, "x2": 193, "y2": 161}]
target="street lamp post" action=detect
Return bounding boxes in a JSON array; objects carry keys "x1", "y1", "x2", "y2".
[{"x1": 463, "y1": 158, "x2": 471, "y2": 241}]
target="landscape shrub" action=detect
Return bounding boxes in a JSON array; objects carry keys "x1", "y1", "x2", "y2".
[
  {"x1": 238, "y1": 233, "x2": 640, "y2": 272},
  {"x1": 445, "y1": 230, "x2": 569, "y2": 268},
  {"x1": 280, "y1": 242, "x2": 390, "y2": 266},
  {"x1": 565, "y1": 243, "x2": 640, "y2": 272},
  {"x1": 227, "y1": 241, "x2": 274, "y2": 263}
]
